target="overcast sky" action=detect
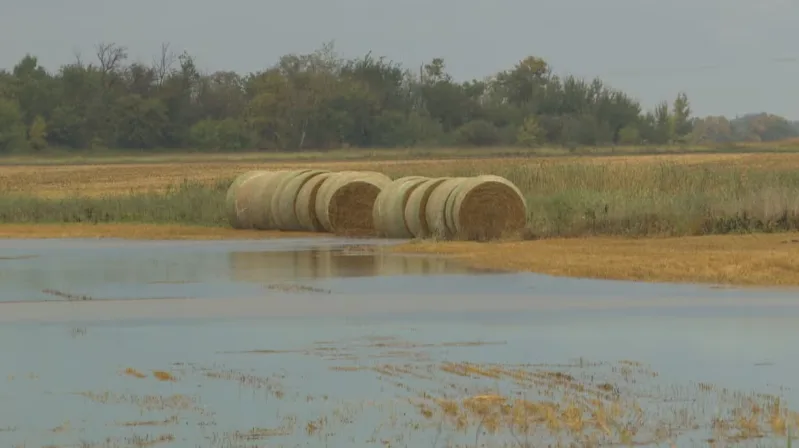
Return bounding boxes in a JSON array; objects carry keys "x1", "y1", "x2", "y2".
[{"x1": 2, "y1": 0, "x2": 798, "y2": 119}]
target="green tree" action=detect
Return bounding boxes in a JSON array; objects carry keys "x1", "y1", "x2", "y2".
[
  {"x1": 516, "y1": 115, "x2": 544, "y2": 147},
  {"x1": 0, "y1": 98, "x2": 26, "y2": 153},
  {"x1": 671, "y1": 92, "x2": 693, "y2": 139},
  {"x1": 28, "y1": 115, "x2": 47, "y2": 150},
  {"x1": 8, "y1": 39, "x2": 795, "y2": 153}
]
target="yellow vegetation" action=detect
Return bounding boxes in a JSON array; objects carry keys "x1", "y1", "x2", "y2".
[
  {"x1": 122, "y1": 367, "x2": 147, "y2": 379},
  {"x1": 152, "y1": 370, "x2": 177, "y2": 382},
  {"x1": 0, "y1": 223, "x2": 316, "y2": 239},
  {"x1": 392, "y1": 232, "x2": 799, "y2": 286},
  {"x1": 4, "y1": 152, "x2": 799, "y2": 198}
]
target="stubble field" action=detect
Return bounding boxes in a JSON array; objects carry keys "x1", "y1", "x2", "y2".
[{"x1": 2, "y1": 151, "x2": 799, "y2": 286}]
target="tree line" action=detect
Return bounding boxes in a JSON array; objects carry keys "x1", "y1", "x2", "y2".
[{"x1": 0, "y1": 41, "x2": 797, "y2": 153}]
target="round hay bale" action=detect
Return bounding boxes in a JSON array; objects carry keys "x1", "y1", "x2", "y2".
[
  {"x1": 315, "y1": 171, "x2": 392, "y2": 235},
  {"x1": 268, "y1": 169, "x2": 313, "y2": 230},
  {"x1": 403, "y1": 178, "x2": 451, "y2": 238},
  {"x1": 425, "y1": 178, "x2": 468, "y2": 239},
  {"x1": 373, "y1": 176, "x2": 428, "y2": 238},
  {"x1": 231, "y1": 171, "x2": 287, "y2": 229},
  {"x1": 448, "y1": 175, "x2": 527, "y2": 241},
  {"x1": 226, "y1": 170, "x2": 267, "y2": 229},
  {"x1": 251, "y1": 170, "x2": 300, "y2": 230},
  {"x1": 295, "y1": 172, "x2": 334, "y2": 232},
  {"x1": 271, "y1": 169, "x2": 329, "y2": 231}
]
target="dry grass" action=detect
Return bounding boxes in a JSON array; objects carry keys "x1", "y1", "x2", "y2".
[
  {"x1": 392, "y1": 232, "x2": 799, "y2": 286},
  {"x1": 122, "y1": 368, "x2": 147, "y2": 379},
  {"x1": 3, "y1": 152, "x2": 799, "y2": 198},
  {"x1": 152, "y1": 370, "x2": 178, "y2": 382},
  {"x1": 0, "y1": 223, "x2": 318, "y2": 239}
]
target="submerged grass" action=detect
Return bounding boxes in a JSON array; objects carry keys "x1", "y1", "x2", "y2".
[{"x1": 4, "y1": 159, "x2": 799, "y2": 239}]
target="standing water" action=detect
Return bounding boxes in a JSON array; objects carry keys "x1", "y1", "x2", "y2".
[{"x1": 1, "y1": 238, "x2": 797, "y2": 447}]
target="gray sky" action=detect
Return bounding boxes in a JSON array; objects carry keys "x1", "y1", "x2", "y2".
[{"x1": 2, "y1": 0, "x2": 799, "y2": 119}]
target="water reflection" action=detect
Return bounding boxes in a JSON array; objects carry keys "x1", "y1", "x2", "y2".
[
  {"x1": 0, "y1": 240, "x2": 478, "y2": 302},
  {"x1": 228, "y1": 248, "x2": 475, "y2": 282}
]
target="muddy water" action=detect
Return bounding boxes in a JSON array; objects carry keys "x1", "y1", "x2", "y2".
[{"x1": 1, "y1": 238, "x2": 798, "y2": 447}]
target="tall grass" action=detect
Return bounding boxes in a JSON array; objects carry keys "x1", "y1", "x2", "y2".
[
  {"x1": 0, "y1": 180, "x2": 230, "y2": 226},
  {"x1": 3, "y1": 162, "x2": 799, "y2": 237},
  {"x1": 387, "y1": 161, "x2": 799, "y2": 237}
]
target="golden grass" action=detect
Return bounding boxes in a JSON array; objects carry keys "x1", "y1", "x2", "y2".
[
  {"x1": 5, "y1": 152, "x2": 799, "y2": 198},
  {"x1": 0, "y1": 143, "x2": 765, "y2": 166},
  {"x1": 122, "y1": 367, "x2": 147, "y2": 379},
  {"x1": 392, "y1": 232, "x2": 799, "y2": 286},
  {"x1": 0, "y1": 223, "x2": 320, "y2": 239},
  {"x1": 152, "y1": 370, "x2": 178, "y2": 382}
]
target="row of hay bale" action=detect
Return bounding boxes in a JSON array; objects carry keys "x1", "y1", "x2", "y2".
[
  {"x1": 227, "y1": 169, "x2": 392, "y2": 235},
  {"x1": 373, "y1": 175, "x2": 526, "y2": 241},
  {"x1": 226, "y1": 169, "x2": 526, "y2": 240}
]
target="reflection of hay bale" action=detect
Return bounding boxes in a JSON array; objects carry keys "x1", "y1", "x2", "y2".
[
  {"x1": 425, "y1": 178, "x2": 468, "y2": 239},
  {"x1": 271, "y1": 169, "x2": 329, "y2": 231},
  {"x1": 448, "y1": 175, "x2": 527, "y2": 241},
  {"x1": 229, "y1": 250, "x2": 322, "y2": 282},
  {"x1": 372, "y1": 251, "x2": 471, "y2": 276},
  {"x1": 312, "y1": 249, "x2": 335, "y2": 278},
  {"x1": 228, "y1": 250, "x2": 299, "y2": 282},
  {"x1": 404, "y1": 178, "x2": 450, "y2": 238},
  {"x1": 373, "y1": 176, "x2": 428, "y2": 238},
  {"x1": 226, "y1": 170, "x2": 265, "y2": 229},
  {"x1": 252, "y1": 170, "x2": 300, "y2": 230},
  {"x1": 315, "y1": 171, "x2": 392, "y2": 235},
  {"x1": 329, "y1": 252, "x2": 380, "y2": 277},
  {"x1": 374, "y1": 252, "x2": 408, "y2": 276},
  {"x1": 295, "y1": 172, "x2": 333, "y2": 232}
]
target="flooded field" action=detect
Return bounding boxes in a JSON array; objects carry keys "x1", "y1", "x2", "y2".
[{"x1": 1, "y1": 238, "x2": 798, "y2": 447}]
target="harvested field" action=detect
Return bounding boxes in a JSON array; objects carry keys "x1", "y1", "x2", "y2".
[{"x1": 6, "y1": 152, "x2": 799, "y2": 199}]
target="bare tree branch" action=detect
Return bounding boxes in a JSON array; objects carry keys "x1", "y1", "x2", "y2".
[
  {"x1": 95, "y1": 42, "x2": 128, "y2": 75},
  {"x1": 152, "y1": 42, "x2": 176, "y2": 86},
  {"x1": 72, "y1": 48, "x2": 84, "y2": 68}
]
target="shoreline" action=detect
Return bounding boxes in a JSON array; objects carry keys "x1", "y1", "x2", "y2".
[
  {"x1": 0, "y1": 223, "x2": 320, "y2": 240},
  {"x1": 2, "y1": 223, "x2": 798, "y2": 287}
]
